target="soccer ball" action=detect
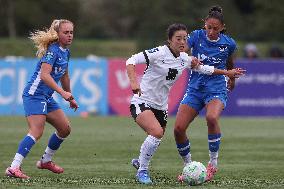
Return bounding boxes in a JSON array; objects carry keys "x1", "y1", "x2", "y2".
[{"x1": 181, "y1": 161, "x2": 207, "y2": 186}]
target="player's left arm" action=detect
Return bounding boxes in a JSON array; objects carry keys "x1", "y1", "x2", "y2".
[
  {"x1": 226, "y1": 38, "x2": 239, "y2": 91},
  {"x1": 60, "y1": 69, "x2": 71, "y2": 92},
  {"x1": 60, "y1": 69, "x2": 79, "y2": 111},
  {"x1": 226, "y1": 53, "x2": 236, "y2": 91}
]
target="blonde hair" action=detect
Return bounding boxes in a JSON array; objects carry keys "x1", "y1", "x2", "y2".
[{"x1": 29, "y1": 19, "x2": 73, "y2": 58}]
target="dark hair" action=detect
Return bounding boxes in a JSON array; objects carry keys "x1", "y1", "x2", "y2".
[
  {"x1": 167, "y1": 23, "x2": 188, "y2": 40},
  {"x1": 205, "y1": 5, "x2": 226, "y2": 33}
]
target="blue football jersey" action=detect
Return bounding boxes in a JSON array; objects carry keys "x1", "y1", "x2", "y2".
[
  {"x1": 23, "y1": 42, "x2": 70, "y2": 97},
  {"x1": 187, "y1": 29, "x2": 236, "y2": 92}
]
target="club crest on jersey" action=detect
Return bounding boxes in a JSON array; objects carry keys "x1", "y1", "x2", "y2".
[
  {"x1": 219, "y1": 45, "x2": 227, "y2": 52},
  {"x1": 45, "y1": 52, "x2": 54, "y2": 61}
]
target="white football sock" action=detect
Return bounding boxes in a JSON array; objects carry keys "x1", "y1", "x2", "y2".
[
  {"x1": 11, "y1": 153, "x2": 24, "y2": 168},
  {"x1": 138, "y1": 135, "x2": 161, "y2": 171},
  {"x1": 209, "y1": 151, "x2": 218, "y2": 167},
  {"x1": 182, "y1": 153, "x2": 192, "y2": 165},
  {"x1": 41, "y1": 146, "x2": 56, "y2": 163}
]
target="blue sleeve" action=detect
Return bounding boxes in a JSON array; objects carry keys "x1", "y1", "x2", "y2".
[
  {"x1": 40, "y1": 46, "x2": 58, "y2": 66},
  {"x1": 228, "y1": 38, "x2": 237, "y2": 56},
  {"x1": 187, "y1": 30, "x2": 199, "y2": 48},
  {"x1": 67, "y1": 49, "x2": 71, "y2": 61}
]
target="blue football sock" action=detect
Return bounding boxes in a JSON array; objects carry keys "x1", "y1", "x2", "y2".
[
  {"x1": 176, "y1": 140, "x2": 191, "y2": 164},
  {"x1": 11, "y1": 134, "x2": 36, "y2": 168},
  {"x1": 41, "y1": 132, "x2": 65, "y2": 163},
  {"x1": 48, "y1": 132, "x2": 64, "y2": 150},
  {"x1": 17, "y1": 134, "x2": 36, "y2": 157},
  {"x1": 208, "y1": 133, "x2": 222, "y2": 167},
  {"x1": 208, "y1": 133, "x2": 221, "y2": 152}
]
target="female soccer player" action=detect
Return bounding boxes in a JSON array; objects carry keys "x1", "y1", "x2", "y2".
[
  {"x1": 127, "y1": 23, "x2": 244, "y2": 184},
  {"x1": 5, "y1": 19, "x2": 78, "y2": 179},
  {"x1": 174, "y1": 6, "x2": 241, "y2": 182}
]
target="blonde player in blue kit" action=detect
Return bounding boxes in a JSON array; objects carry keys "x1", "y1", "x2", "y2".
[
  {"x1": 174, "y1": 6, "x2": 243, "y2": 182},
  {"x1": 127, "y1": 23, "x2": 244, "y2": 184},
  {"x1": 5, "y1": 19, "x2": 78, "y2": 179}
]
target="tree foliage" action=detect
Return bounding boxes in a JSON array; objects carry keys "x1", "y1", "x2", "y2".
[{"x1": 0, "y1": 0, "x2": 283, "y2": 46}]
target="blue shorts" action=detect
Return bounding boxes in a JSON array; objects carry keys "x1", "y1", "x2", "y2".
[
  {"x1": 181, "y1": 88, "x2": 227, "y2": 112},
  {"x1": 22, "y1": 95, "x2": 60, "y2": 117}
]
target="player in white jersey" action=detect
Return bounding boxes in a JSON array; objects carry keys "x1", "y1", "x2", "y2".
[
  {"x1": 126, "y1": 23, "x2": 244, "y2": 184},
  {"x1": 5, "y1": 19, "x2": 78, "y2": 179}
]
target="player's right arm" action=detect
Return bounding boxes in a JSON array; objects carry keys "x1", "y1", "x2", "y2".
[
  {"x1": 213, "y1": 67, "x2": 245, "y2": 78},
  {"x1": 194, "y1": 65, "x2": 245, "y2": 78},
  {"x1": 126, "y1": 52, "x2": 147, "y2": 96},
  {"x1": 126, "y1": 64, "x2": 141, "y2": 96},
  {"x1": 126, "y1": 47, "x2": 160, "y2": 96},
  {"x1": 40, "y1": 63, "x2": 73, "y2": 101}
]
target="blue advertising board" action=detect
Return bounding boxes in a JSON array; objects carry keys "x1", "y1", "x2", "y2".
[
  {"x1": 0, "y1": 58, "x2": 283, "y2": 116},
  {"x1": 0, "y1": 58, "x2": 108, "y2": 115},
  {"x1": 223, "y1": 59, "x2": 284, "y2": 116}
]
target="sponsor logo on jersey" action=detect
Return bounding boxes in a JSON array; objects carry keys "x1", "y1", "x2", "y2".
[
  {"x1": 197, "y1": 53, "x2": 222, "y2": 65},
  {"x1": 198, "y1": 53, "x2": 208, "y2": 61},
  {"x1": 54, "y1": 66, "x2": 65, "y2": 74}
]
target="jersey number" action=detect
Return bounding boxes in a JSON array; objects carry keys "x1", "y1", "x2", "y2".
[
  {"x1": 41, "y1": 102, "x2": 47, "y2": 112},
  {"x1": 147, "y1": 47, "x2": 159, "y2": 53},
  {"x1": 166, "y1": 68, "x2": 178, "y2": 80}
]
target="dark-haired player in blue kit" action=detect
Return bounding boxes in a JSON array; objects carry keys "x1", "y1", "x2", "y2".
[
  {"x1": 174, "y1": 5, "x2": 244, "y2": 182},
  {"x1": 5, "y1": 19, "x2": 78, "y2": 179}
]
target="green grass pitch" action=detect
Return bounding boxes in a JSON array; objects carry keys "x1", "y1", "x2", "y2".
[{"x1": 0, "y1": 116, "x2": 283, "y2": 188}]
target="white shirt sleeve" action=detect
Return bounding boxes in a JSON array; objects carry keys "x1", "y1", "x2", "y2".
[
  {"x1": 126, "y1": 46, "x2": 163, "y2": 65},
  {"x1": 194, "y1": 65, "x2": 215, "y2": 75},
  {"x1": 126, "y1": 52, "x2": 147, "y2": 65}
]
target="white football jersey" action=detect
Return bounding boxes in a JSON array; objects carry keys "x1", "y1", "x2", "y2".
[{"x1": 127, "y1": 45, "x2": 192, "y2": 110}]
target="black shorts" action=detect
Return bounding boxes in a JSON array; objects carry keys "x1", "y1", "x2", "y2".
[{"x1": 130, "y1": 103, "x2": 168, "y2": 127}]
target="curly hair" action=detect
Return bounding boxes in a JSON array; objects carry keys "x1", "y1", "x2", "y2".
[{"x1": 29, "y1": 19, "x2": 73, "y2": 58}]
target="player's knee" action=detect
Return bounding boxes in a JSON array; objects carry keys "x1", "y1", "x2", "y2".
[
  {"x1": 206, "y1": 114, "x2": 218, "y2": 125},
  {"x1": 174, "y1": 125, "x2": 186, "y2": 138},
  {"x1": 29, "y1": 128, "x2": 44, "y2": 141},
  {"x1": 151, "y1": 128, "x2": 164, "y2": 139},
  {"x1": 58, "y1": 124, "x2": 71, "y2": 138},
  {"x1": 66, "y1": 125, "x2": 71, "y2": 136},
  {"x1": 64, "y1": 125, "x2": 71, "y2": 137},
  {"x1": 34, "y1": 132, "x2": 43, "y2": 141}
]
